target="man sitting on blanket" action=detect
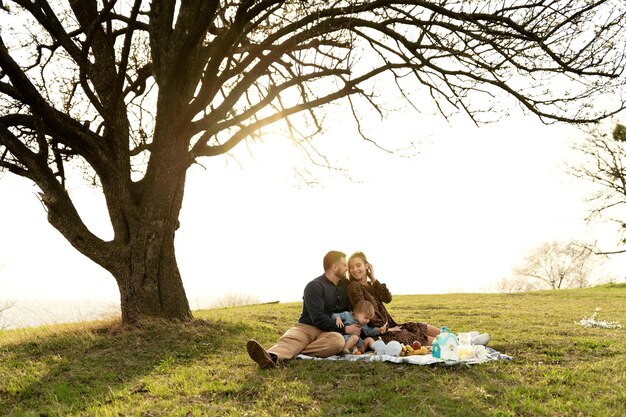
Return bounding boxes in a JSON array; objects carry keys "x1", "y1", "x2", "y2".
[{"x1": 247, "y1": 250, "x2": 362, "y2": 368}]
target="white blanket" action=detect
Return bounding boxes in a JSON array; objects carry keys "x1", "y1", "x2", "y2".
[{"x1": 296, "y1": 347, "x2": 512, "y2": 365}]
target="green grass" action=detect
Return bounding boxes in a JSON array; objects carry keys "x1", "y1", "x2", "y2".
[{"x1": 1, "y1": 285, "x2": 625, "y2": 416}]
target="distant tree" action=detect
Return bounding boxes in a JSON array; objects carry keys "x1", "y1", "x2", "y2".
[
  {"x1": 0, "y1": 299, "x2": 14, "y2": 330},
  {"x1": 513, "y1": 241, "x2": 603, "y2": 290},
  {"x1": 496, "y1": 275, "x2": 540, "y2": 294},
  {"x1": 211, "y1": 292, "x2": 261, "y2": 309},
  {"x1": 1, "y1": 1, "x2": 626, "y2": 323},
  {"x1": 0, "y1": 263, "x2": 12, "y2": 329},
  {"x1": 571, "y1": 123, "x2": 626, "y2": 255}
]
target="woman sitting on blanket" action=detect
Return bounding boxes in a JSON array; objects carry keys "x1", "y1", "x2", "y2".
[
  {"x1": 347, "y1": 252, "x2": 491, "y2": 347},
  {"x1": 347, "y1": 251, "x2": 442, "y2": 346}
]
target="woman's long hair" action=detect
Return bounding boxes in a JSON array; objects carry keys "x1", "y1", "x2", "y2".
[{"x1": 348, "y1": 251, "x2": 368, "y2": 281}]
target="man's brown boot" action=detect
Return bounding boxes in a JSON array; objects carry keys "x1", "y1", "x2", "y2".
[{"x1": 247, "y1": 339, "x2": 276, "y2": 369}]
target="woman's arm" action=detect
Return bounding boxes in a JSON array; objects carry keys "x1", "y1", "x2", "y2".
[
  {"x1": 348, "y1": 282, "x2": 388, "y2": 328},
  {"x1": 371, "y1": 280, "x2": 392, "y2": 303},
  {"x1": 366, "y1": 264, "x2": 392, "y2": 303}
]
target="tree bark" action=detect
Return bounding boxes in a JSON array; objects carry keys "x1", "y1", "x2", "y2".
[
  {"x1": 104, "y1": 198, "x2": 192, "y2": 323},
  {"x1": 113, "y1": 217, "x2": 192, "y2": 324}
]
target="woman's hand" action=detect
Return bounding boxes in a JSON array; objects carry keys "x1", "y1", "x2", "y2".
[
  {"x1": 366, "y1": 263, "x2": 377, "y2": 284},
  {"x1": 387, "y1": 326, "x2": 402, "y2": 333},
  {"x1": 335, "y1": 316, "x2": 344, "y2": 328}
]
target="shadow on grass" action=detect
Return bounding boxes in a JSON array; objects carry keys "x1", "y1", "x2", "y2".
[{"x1": 0, "y1": 318, "x2": 255, "y2": 416}]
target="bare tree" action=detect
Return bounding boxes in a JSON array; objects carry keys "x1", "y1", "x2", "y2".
[
  {"x1": 496, "y1": 275, "x2": 540, "y2": 294},
  {"x1": 0, "y1": 263, "x2": 12, "y2": 329},
  {"x1": 1, "y1": 1, "x2": 625, "y2": 323},
  {"x1": 0, "y1": 291, "x2": 15, "y2": 330},
  {"x1": 571, "y1": 123, "x2": 626, "y2": 255},
  {"x1": 513, "y1": 241, "x2": 603, "y2": 290},
  {"x1": 211, "y1": 292, "x2": 261, "y2": 309}
]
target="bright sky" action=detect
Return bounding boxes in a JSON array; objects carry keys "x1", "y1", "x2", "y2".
[
  {"x1": 2, "y1": 3, "x2": 626, "y2": 331},
  {"x1": 1, "y1": 110, "x2": 625, "y2": 314}
]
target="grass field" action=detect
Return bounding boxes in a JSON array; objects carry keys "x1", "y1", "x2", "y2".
[{"x1": 1, "y1": 284, "x2": 625, "y2": 416}]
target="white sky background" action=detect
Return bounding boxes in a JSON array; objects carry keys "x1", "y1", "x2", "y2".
[
  {"x1": 2, "y1": 5, "x2": 626, "y2": 331},
  {"x1": 1, "y1": 108, "x2": 625, "y2": 314}
]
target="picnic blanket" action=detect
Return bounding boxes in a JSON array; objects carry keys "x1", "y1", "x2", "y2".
[{"x1": 297, "y1": 347, "x2": 512, "y2": 365}]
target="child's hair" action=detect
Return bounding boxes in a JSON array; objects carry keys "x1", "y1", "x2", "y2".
[{"x1": 353, "y1": 300, "x2": 375, "y2": 317}]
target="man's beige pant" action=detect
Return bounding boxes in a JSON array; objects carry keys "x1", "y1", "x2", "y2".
[{"x1": 268, "y1": 323, "x2": 345, "y2": 360}]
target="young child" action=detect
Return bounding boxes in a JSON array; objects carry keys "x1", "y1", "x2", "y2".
[{"x1": 332, "y1": 300, "x2": 387, "y2": 354}]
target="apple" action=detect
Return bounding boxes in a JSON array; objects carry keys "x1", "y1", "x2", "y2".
[{"x1": 412, "y1": 341, "x2": 422, "y2": 350}]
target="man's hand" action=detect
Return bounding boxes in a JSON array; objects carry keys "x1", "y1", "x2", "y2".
[
  {"x1": 335, "y1": 316, "x2": 345, "y2": 328},
  {"x1": 344, "y1": 323, "x2": 361, "y2": 335}
]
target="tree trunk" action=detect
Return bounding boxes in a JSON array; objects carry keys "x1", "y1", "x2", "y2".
[
  {"x1": 114, "y1": 223, "x2": 192, "y2": 324},
  {"x1": 106, "y1": 173, "x2": 193, "y2": 324}
]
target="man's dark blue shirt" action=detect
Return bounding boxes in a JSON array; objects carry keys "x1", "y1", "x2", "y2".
[{"x1": 298, "y1": 274, "x2": 349, "y2": 333}]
